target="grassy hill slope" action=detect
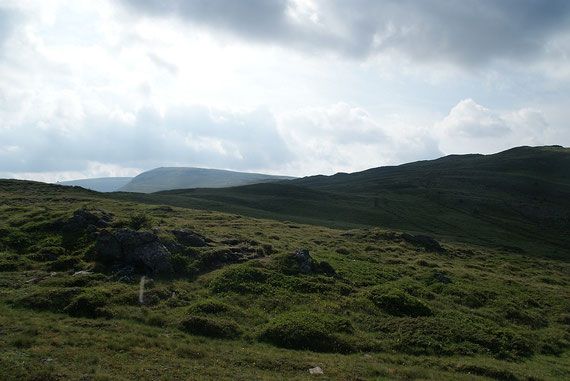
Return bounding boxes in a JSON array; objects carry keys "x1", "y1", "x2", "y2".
[
  {"x1": 110, "y1": 146, "x2": 570, "y2": 259},
  {"x1": 118, "y1": 167, "x2": 295, "y2": 193},
  {"x1": 0, "y1": 179, "x2": 569, "y2": 380}
]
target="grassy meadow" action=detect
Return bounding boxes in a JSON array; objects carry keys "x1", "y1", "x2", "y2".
[{"x1": 0, "y1": 179, "x2": 569, "y2": 380}]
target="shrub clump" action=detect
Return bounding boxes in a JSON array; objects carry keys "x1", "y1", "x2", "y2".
[
  {"x1": 187, "y1": 299, "x2": 233, "y2": 314},
  {"x1": 180, "y1": 316, "x2": 241, "y2": 339},
  {"x1": 48, "y1": 255, "x2": 82, "y2": 271},
  {"x1": 210, "y1": 265, "x2": 271, "y2": 294},
  {"x1": 16, "y1": 288, "x2": 81, "y2": 312},
  {"x1": 259, "y1": 311, "x2": 354, "y2": 353},
  {"x1": 64, "y1": 289, "x2": 112, "y2": 318},
  {"x1": 128, "y1": 212, "x2": 152, "y2": 231},
  {"x1": 370, "y1": 287, "x2": 432, "y2": 317}
]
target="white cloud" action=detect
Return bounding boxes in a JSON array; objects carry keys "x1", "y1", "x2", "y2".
[
  {"x1": 0, "y1": 0, "x2": 568, "y2": 183},
  {"x1": 278, "y1": 103, "x2": 442, "y2": 175},
  {"x1": 435, "y1": 99, "x2": 511, "y2": 138},
  {"x1": 435, "y1": 99, "x2": 550, "y2": 154}
]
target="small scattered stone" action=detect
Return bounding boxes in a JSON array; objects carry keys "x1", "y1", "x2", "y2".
[
  {"x1": 73, "y1": 270, "x2": 94, "y2": 276},
  {"x1": 309, "y1": 366, "x2": 324, "y2": 375},
  {"x1": 25, "y1": 272, "x2": 56, "y2": 284}
]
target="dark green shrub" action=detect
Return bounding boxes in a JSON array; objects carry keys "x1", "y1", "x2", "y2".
[
  {"x1": 505, "y1": 306, "x2": 548, "y2": 329},
  {"x1": 180, "y1": 316, "x2": 241, "y2": 339},
  {"x1": 370, "y1": 287, "x2": 432, "y2": 317},
  {"x1": 49, "y1": 256, "x2": 82, "y2": 271},
  {"x1": 438, "y1": 285, "x2": 493, "y2": 308},
  {"x1": 146, "y1": 313, "x2": 167, "y2": 327},
  {"x1": 188, "y1": 299, "x2": 232, "y2": 314},
  {"x1": 259, "y1": 311, "x2": 354, "y2": 353},
  {"x1": 0, "y1": 259, "x2": 18, "y2": 271},
  {"x1": 210, "y1": 265, "x2": 270, "y2": 294},
  {"x1": 269, "y1": 253, "x2": 302, "y2": 275},
  {"x1": 4, "y1": 230, "x2": 32, "y2": 252},
  {"x1": 128, "y1": 213, "x2": 152, "y2": 231},
  {"x1": 211, "y1": 263, "x2": 348, "y2": 295},
  {"x1": 28, "y1": 246, "x2": 66, "y2": 262},
  {"x1": 16, "y1": 288, "x2": 81, "y2": 312},
  {"x1": 64, "y1": 289, "x2": 112, "y2": 318},
  {"x1": 336, "y1": 248, "x2": 350, "y2": 255},
  {"x1": 375, "y1": 313, "x2": 534, "y2": 358},
  {"x1": 171, "y1": 253, "x2": 199, "y2": 277}
]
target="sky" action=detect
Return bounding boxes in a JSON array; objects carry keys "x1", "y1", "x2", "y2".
[{"x1": 0, "y1": 0, "x2": 569, "y2": 182}]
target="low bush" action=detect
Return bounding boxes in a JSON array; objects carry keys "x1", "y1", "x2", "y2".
[
  {"x1": 48, "y1": 256, "x2": 82, "y2": 271},
  {"x1": 3, "y1": 230, "x2": 32, "y2": 252},
  {"x1": 64, "y1": 289, "x2": 112, "y2": 318},
  {"x1": 180, "y1": 316, "x2": 241, "y2": 339},
  {"x1": 505, "y1": 306, "x2": 548, "y2": 329},
  {"x1": 259, "y1": 311, "x2": 354, "y2": 353},
  {"x1": 128, "y1": 212, "x2": 152, "y2": 231},
  {"x1": 210, "y1": 265, "x2": 270, "y2": 294},
  {"x1": 171, "y1": 253, "x2": 200, "y2": 277},
  {"x1": 210, "y1": 263, "x2": 346, "y2": 295},
  {"x1": 370, "y1": 287, "x2": 432, "y2": 317},
  {"x1": 28, "y1": 246, "x2": 66, "y2": 262},
  {"x1": 16, "y1": 288, "x2": 81, "y2": 312},
  {"x1": 0, "y1": 259, "x2": 18, "y2": 271},
  {"x1": 375, "y1": 313, "x2": 534, "y2": 358},
  {"x1": 187, "y1": 299, "x2": 233, "y2": 314}
]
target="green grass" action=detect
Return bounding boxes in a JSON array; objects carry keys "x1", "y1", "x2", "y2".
[{"x1": 0, "y1": 176, "x2": 569, "y2": 380}]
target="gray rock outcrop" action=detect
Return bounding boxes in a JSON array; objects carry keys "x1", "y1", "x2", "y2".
[
  {"x1": 171, "y1": 229, "x2": 207, "y2": 247},
  {"x1": 95, "y1": 229, "x2": 173, "y2": 274},
  {"x1": 294, "y1": 249, "x2": 336, "y2": 276}
]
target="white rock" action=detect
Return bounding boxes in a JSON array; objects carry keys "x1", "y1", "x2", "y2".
[{"x1": 309, "y1": 366, "x2": 324, "y2": 375}]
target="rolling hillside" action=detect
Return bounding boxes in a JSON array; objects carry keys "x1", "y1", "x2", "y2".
[
  {"x1": 111, "y1": 146, "x2": 570, "y2": 259},
  {"x1": 118, "y1": 167, "x2": 295, "y2": 193},
  {"x1": 58, "y1": 177, "x2": 133, "y2": 192}
]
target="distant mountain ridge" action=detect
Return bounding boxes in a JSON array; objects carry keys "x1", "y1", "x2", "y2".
[
  {"x1": 58, "y1": 177, "x2": 133, "y2": 192},
  {"x1": 118, "y1": 167, "x2": 295, "y2": 193},
  {"x1": 109, "y1": 145, "x2": 570, "y2": 259}
]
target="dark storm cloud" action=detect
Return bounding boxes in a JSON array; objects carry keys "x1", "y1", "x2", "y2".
[
  {"x1": 119, "y1": 0, "x2": 570, "y2": 66},
  {"x1": 122, "y1": 0, "x2": 292, "y2": 41}
]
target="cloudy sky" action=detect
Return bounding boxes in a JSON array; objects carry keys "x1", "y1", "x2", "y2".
[{"x1": 1, "y1": 0, "x2": 569, "y2": 182}]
